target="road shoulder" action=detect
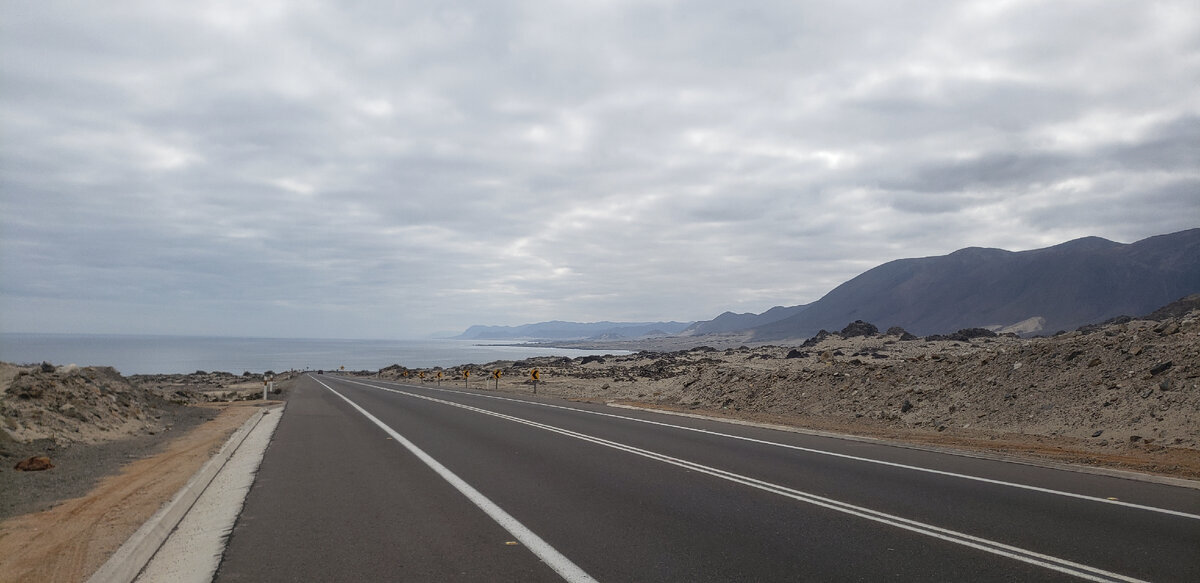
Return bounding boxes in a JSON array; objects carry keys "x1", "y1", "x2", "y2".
[{"x1": 0, "y1": 402, "x2": 272, "y2": 583}]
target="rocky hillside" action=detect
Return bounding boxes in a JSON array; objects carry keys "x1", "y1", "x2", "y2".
[
  {"x1": 0, "y1": 364, "x2": 194, "y2": 445},
  {"x1": 750, "y1": 228, "x2": 1200, "y2": 341},
  {"x1": 0, "y1": 366, "x2": 292, "y2": 447}
]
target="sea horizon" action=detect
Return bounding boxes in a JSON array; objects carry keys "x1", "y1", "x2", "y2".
[{"x1": 0, "y1": 332, "x2": 627, "y2": 376}]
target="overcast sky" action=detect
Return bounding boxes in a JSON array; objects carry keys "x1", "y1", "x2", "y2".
[{"x1": 2, "y1": 1, "x2": 1197, "y2": 339}]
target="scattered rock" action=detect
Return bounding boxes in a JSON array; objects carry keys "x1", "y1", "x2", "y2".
[
  {"x1": 1155, "y1": 321, "x2": 1180, "y2": 335},
  {"x1": 801, "y1": 330, "x2": 833, "y2": 348},
  {"x1": 926, "y1": 328, "x2": 997, "y2": 342},
  {"x1": 1148, "y1": 361, "x2": 1172, "y2": 376},
  {"x1": 785, "y1": 349, "x2": 808, "y2": 359},
  {"x1": 1091, "y1": 430, "x2": 1104, "y2": 438},
  {"x1": 840, "y1": 320, "x2": 879, "y2": 338},
  {"x1": 14, "y1": 456, "x2": 54, "y2": 471},
  {"x1": 900, "y1": 400, "x2": 913, "y2": 413},
  {"x1": 1077, "y1": 315, "x2": 1132, "y2": 334}
]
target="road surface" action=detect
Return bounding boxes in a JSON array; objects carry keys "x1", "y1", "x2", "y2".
[{"x1": 215, "y1": 373, "x2": 1199, "y2": 582}]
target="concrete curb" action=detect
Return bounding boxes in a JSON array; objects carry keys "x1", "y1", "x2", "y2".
[
  {"x1": 605, "y1": 402, "x2": 1200, "y2": 490},
  {"x1": 87, "y1": 403, "x2": 285, "y2": 583}
]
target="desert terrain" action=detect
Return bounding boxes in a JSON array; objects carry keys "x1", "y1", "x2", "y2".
[
  {"x1": 0, "y1": 368, "x2": 292, "y2": 583},
  {"x1": 383, "y1": 301, "x2": 1200, "y2": 479},
  {"x1": 0, "y1": 302, "x2": 1196, "y2": 582}
]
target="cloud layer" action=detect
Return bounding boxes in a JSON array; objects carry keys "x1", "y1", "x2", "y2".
[{"x1": 3, "y1": 1, "x2": 1198, "y2": 338}]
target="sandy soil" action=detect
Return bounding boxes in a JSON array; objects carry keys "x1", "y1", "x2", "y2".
[{"x1": 0, "y1": 402, "x2": 267, "y2": 583}]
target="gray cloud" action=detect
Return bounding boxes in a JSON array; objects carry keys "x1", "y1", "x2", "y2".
[{"x1": 2, "y1": 0, "x2": 1198, "y2": 338}]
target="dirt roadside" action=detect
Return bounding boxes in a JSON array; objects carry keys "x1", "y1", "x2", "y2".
[{"x1": 0, "y1": 402, "x2": 269, "y2": 583}]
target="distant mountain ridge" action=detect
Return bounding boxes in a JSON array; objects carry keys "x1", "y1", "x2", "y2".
[
  {"x1": 456, "y1": 320, "x2": 693, "y2": 340},
  {"x1": 749, "y1": 228, "x2": 1200, "y2": 341},
  {"x1": 682, "y1": 304, "x2": 809, "y2": 335},
  {"x1": 458, "y1": 228, "x2": 1199, "y2": 345}
]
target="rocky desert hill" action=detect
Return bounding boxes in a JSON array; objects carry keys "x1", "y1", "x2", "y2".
[
  {"x1": 0, "y1": 364, "x2": 193, "y2": 446},
  {"x1": 0, "y1": 366, "x2": 291, "y2": 449}
]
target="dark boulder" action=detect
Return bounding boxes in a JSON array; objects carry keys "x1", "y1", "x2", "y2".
[
  {"x1": 840, "y1": 320, "x2": 879, "y2": 338},
  {"x1": 886, "y1": 326, "x2": 919, "y2": 341},
  {"x1": 800, "y1": 330, "x2": 833, "y2": 348},
  {"x1": 14, "y1": 456, "x2": 54, "y2": 471},
  {"x1": 1149, "y1": 361, "x2": 1173, "y2": 376}
]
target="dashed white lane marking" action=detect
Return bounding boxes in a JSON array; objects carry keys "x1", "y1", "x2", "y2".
[
  {"x1": 350, "y1": 376, "x2": 1200, "y2": 521},
  {"x1": 333, "y1": 376, "x2": 1153, "y2": 583},
  {"x1": 312, "y1": 377, "x2": 598, "y2": 583}
]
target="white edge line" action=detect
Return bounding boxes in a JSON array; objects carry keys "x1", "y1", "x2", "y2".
[
  {"x1": 345, "y1": 376, "x2": 1200, "y2": 521},
  {"x1": 311, "y1": 376, "x2": 598, "y2": 583},
  {"x1": 334, "y1": 377, "x2": 1148, "y2": 583}
]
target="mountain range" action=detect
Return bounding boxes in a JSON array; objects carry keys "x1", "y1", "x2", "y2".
[
  {"x1": 458, "y1": 228, "x2": 1200, "y2": 342},
  {"x1": 456, "y1": 320, "x2": 692, "y2": 340},
  {"x1": 749, "y1": 228, "x2": 1200, "y2": 340},
  {"x1": 681, "y1": 304, "x2": 809, "y2": 335}
]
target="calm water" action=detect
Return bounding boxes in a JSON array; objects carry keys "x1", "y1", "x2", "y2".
[{"x1": 0, "y1": 333, "x2": 627, "y2": 375}]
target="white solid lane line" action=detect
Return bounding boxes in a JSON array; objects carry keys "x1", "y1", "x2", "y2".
[
  {"x1": 311, "y1": 376, "x2": 598, "y2": 583},
  {"x1": 333, "y1": 376, "x2": 1150, "y2": 583},
  {"x1": 349, "y1": 376, "x2": 1200, "y2": 521}
]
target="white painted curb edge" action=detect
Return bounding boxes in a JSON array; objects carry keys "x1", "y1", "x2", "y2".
[{"x1": 87, "y1": 403, "x2": 286, "y2": 583}]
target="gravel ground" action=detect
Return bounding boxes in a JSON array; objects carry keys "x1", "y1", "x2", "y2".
[{"x1": 0, "y1": 404, "x2": 217, "y2": 521}]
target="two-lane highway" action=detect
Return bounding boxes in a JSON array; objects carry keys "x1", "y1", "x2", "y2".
[{"x1": 215, "y1": 373, "x2": 1199, "y2": 581}]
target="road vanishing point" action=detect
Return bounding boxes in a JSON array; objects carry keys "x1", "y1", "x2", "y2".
[{"x1": 213, "y1": 374, "x2": 1199, "y2": 582}]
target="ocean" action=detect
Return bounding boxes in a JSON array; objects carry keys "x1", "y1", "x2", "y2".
[{"x1": 0, "y1": 333, "x2": 628, "y2": 376}]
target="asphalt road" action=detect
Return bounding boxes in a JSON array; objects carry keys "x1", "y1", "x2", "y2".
[{"x1": 215, "y1": 373, "x2": 1200, "y2": 582}]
